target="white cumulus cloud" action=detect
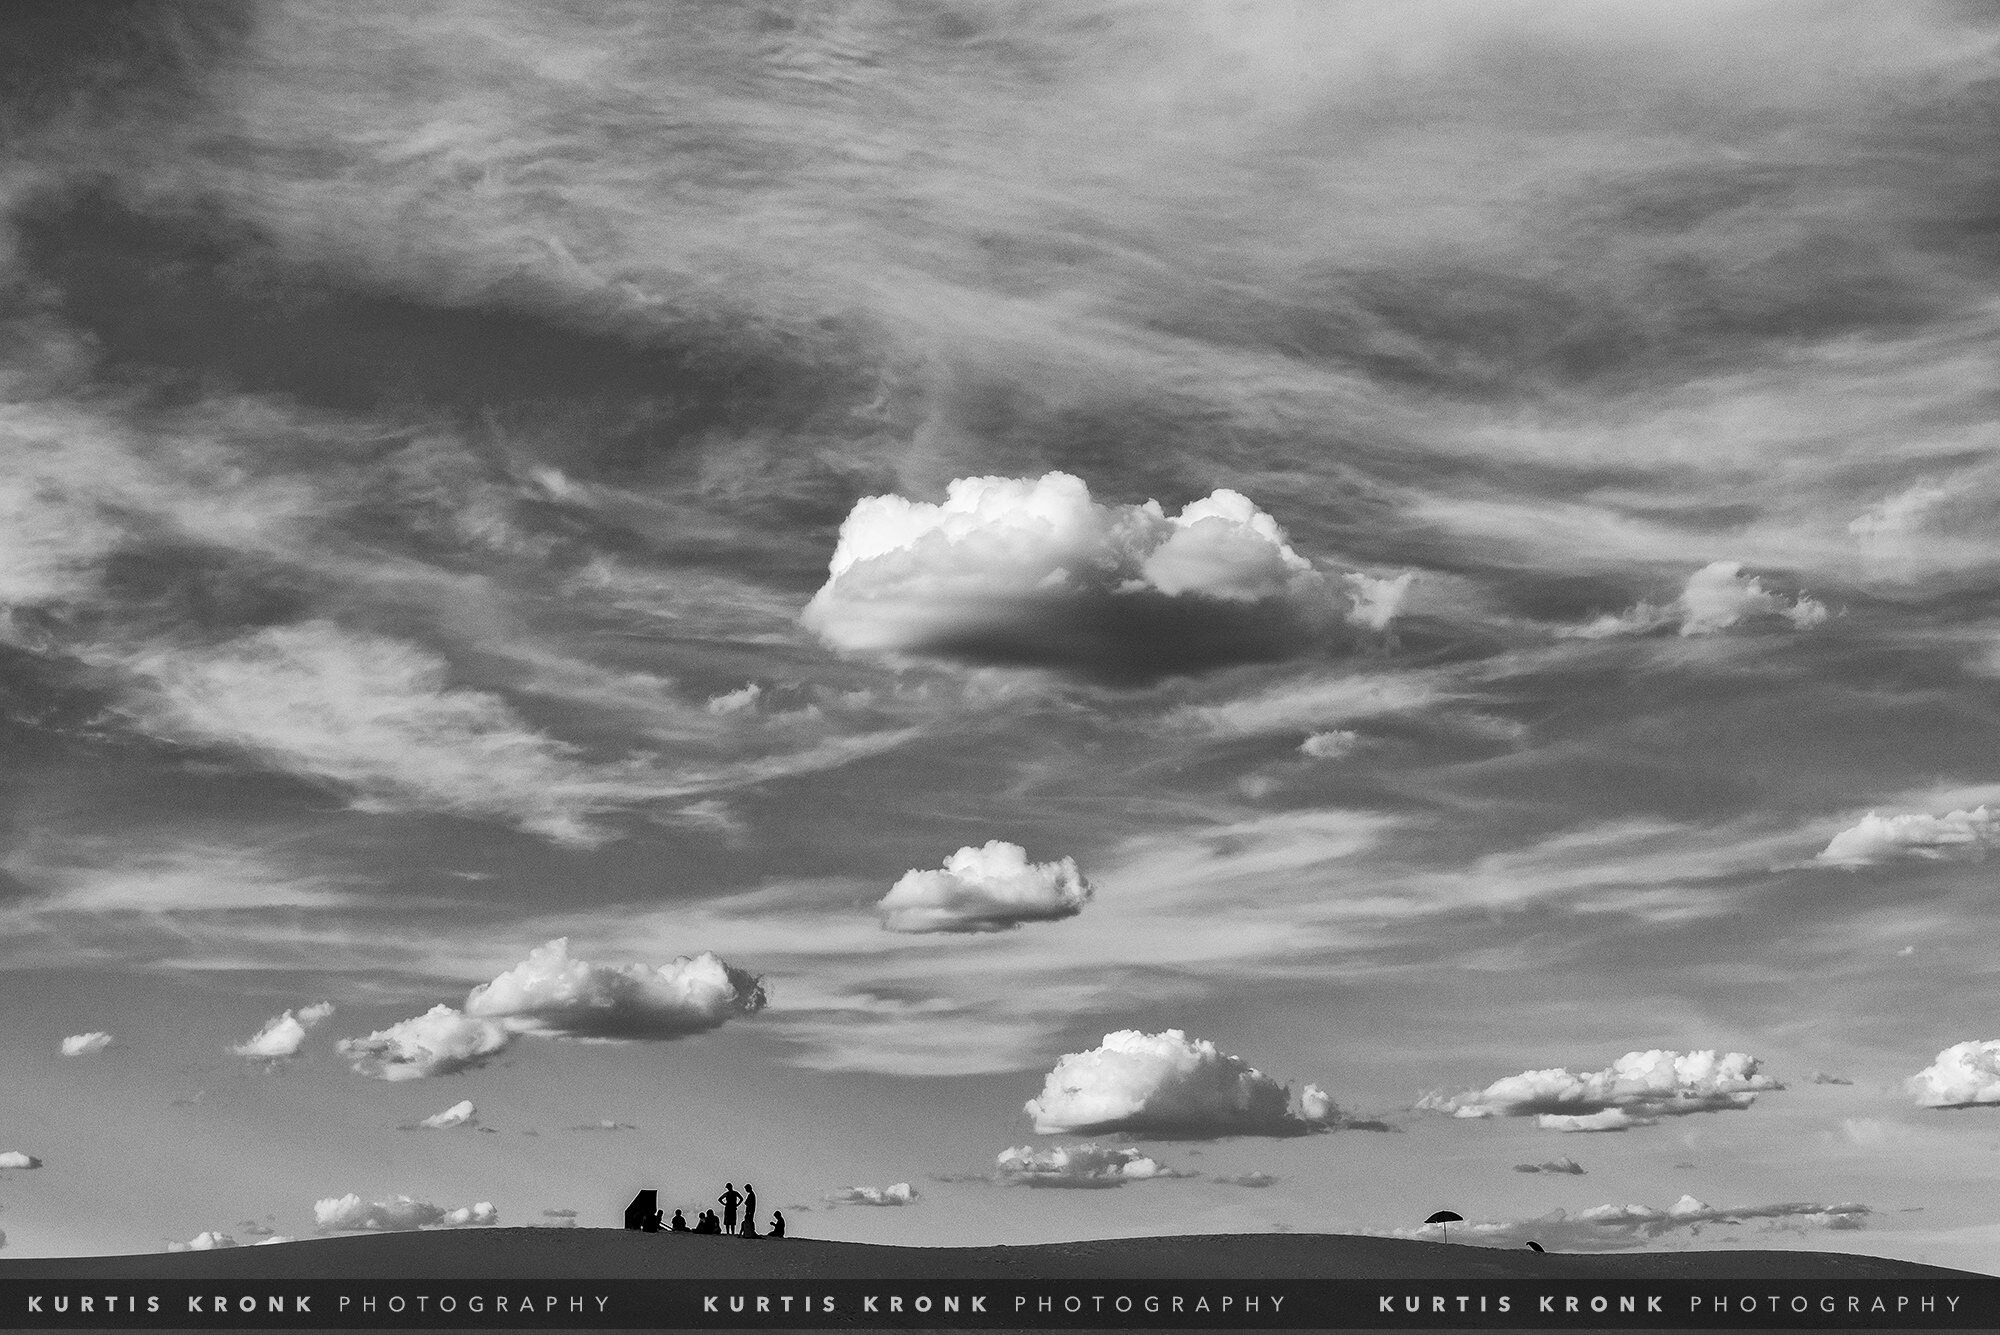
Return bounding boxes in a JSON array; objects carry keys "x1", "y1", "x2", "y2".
[
  {"x1": 1817, "y1": 807, "x2": 2000, "y2": 867},
  {"x1": 1298, "y1": 1084, "x2": 1338, "y2": 1125},
  {"x1": 1343, "y1": 571, "x2": 1415, "y2": 632},
  {"x1": 705, "y1": 683, "x2": 762, "y2": 715},
  {"x1": 60, "y1": 1032, "x2": 112, "y2": 1057},
  {"x1": 336, "y1": 1005, "x2": 512, "y2": 1082},
  {"x1": 232, "y1": 1002, "x2": 335, "y2": 1060},
  {"x1": 1908, "y1": 1041, "x2": 2000, "y2": 1108},
  {"x1": 313, "y1": 1194, "x2": 498, "y2": 1233},
  {"x1": 802, "y1": 473, "x2": 1337, "y2": 681},
  {"x1": 1569, "y1": 562, "x2": 1827, "y2": 639},
  {"x1": 824, "y1": 1183, "x2": 917, "y2": 1207},
  {"x1": 994, "y1": 1143, "x2": 1187, "y2": 1188},
  {"x1": 0, "y1": 1152, "x2": 42, "y2": 1170},
  {"x1": 463, "y1": 937, "x2": 766, "y2": 1040},
  {"x1": 342, "y1": 939, "x2": 764, "y2": 1078},
  {"x1": 1023, "y1": 1029, "x2": 1314, "y2": 1137},
  {"x1": 166, "y1": 1232, "x2": 240, "y2": 1252},
  {"x1": 1419, "y1": 1050, "x2": 1782, "y2": 1129},
  {"x1": 877, "y1": 841, "x2": 1092, "y2": 934}
]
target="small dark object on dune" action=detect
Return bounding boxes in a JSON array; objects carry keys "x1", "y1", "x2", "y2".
[
  {"x1": 1425, "y1": 1210, "x2": 1463, "y2": 1243},
  {"x1": 1526, "y1": 1241, "x2": 1544, "y2": 1252}
]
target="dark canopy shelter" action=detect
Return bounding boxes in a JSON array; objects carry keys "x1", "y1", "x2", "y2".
[{"x1": 625, "y1": 1190, "x2": 660, "y2": 1232}]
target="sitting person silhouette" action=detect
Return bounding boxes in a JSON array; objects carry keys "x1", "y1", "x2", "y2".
[
  {"x1": 668, "y1": 1209, "x2": 688, "y2": 1233},
  {"x1": 740, "y1": 1213, "x2": 759, "y2": 1238},
  {"x1": 768, "y1": 1210, "x2": 785, "y2": 1239},
  {"x1": 694, "y1": 1209, "x2": 721, "y2": 1235}
]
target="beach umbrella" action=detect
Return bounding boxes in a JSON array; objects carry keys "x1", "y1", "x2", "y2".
[{"x1": 1424, "y1": 1210, "x2": 1463, "y2": 1243}]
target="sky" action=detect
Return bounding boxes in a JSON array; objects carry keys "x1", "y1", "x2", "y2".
[{"x1": 1, "y1": 0, "x2": 1999, "y2": 1271}]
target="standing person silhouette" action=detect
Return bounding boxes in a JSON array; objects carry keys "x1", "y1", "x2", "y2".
[
  {"x1": 718, "y1": 1183, "x2": 743, "y2": 1236},
  {"x1": 741, "y1": 1183, "x2": 756, "y2": 1237}
]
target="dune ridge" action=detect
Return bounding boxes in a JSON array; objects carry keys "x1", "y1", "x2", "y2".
[{"x1": 0, "y1": 1230, "x2": 1972, "y2": 1283}]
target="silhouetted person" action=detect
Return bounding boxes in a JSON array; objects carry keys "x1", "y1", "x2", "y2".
[
  {"x1": 695, "y1": 1209, "x2": 720, "y2": 1235},
  {"x1": 742, "y1": 1183, "x2": 757, "y2": 1236},
  {"x1": 769, "y1": 1211, "x2": 785, "y2": 1239},
  {"x1": 719, "y1": 1183, "x2": 743, "y2": 1235},
  {"x1": 740, "y1": 1214, "x2": 759, "y2": 1239},
  {"x1": 624, "y1": 1189, "x2": 658, "y2": 1232},
  {"x1": 669, "y1": 1209, "x2": 688, "y2": 1233}
]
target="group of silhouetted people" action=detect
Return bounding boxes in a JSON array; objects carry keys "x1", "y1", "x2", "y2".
[{"x1": 629, "y1": 1183, "x2": 782, "y2": 1239}]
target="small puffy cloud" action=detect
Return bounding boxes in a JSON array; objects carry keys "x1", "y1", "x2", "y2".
[
  {"x1": 1298, "y1": 1084, "x2": 1338, "y2": 1125},
  {"x1": 1213, "y1": 1171, "x2": 1278, "y2": 1188},
  {"x1": 1569, "y1": 562, "x2": 1826, "y2": 639},
  {"x1": 1419, "y1": 1050, "x2": 1782, "y2": 1129},
  {"x1": 337, "y1": 1005, "x2": 512, "y2": 1082},
  {"x1": 1677, "y1": 562, "x2": 1828, "y2": 635},
  {"x1": 1023, "y1": 1030, "x2": 1314, "y2": 1138},
  {"x1": 232, "y1": 1002, "x2": 335, "y2": 1060},
  {"x1": 1299, "y1": 730, "x2": 1360, "y2": 759},
  {"x1": 568, "y1": 1120, "x2": 637, "y2": 1132},
  {"x1": 0, "y1": 1152, "x2": 42, "y2": 1170},
  {"x1": 802, "y1": 473, "x2": 1337, "y2": 682},
  {"x1": 1513, "y1": 1157, "x2": 1586, "y2": 1175},
  {"x1": 60, "y1": 1032, "x2": 112, "y2": 1057},
  {"x1": 313, "y1": 1194, "x2": 498, "y2": 1233},
  {"x1": 463, "y1": 938, "x2": 766, "y2": 1041},
  {"x1": 706, "y1": 683, "x2": 761, "y2": 715},
  {"x1": 1816, "y1": 807, "x2": 1999, "y2": 868},
  {"x1": 1394, "y1": 1197, "x2": 1868, "y2": 1251},
  {"x1": 994, "y1": 1144, "x2": 1188, "y2": 1189},
  {"x1": 1811, "y1": 1071, "x2": 1854, "y2": 1086},
  {"x1": 415, "y1": 1100, "x2": 478, "y2": 1130},
  {"x1": 878, "y1": 841, "x2": 1092, "y2": 934},
  {"x1": 824, "y1": 1183, "x2": 917, "y2": 1207},
  {"x1": 1908, "y1": 1041, "x2": 2000, "y2": 1108},
  {"x1": 1343, "y1": 572, "x2": 1415, "y2": 632},
  {"x1": 166, "y1": 1231, "x2": 239, "y2": 1252}
]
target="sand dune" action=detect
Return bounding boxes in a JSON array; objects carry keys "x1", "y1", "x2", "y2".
[{"x1": 0, "y1": 1229, "x2": 1972, "y2": 1282}]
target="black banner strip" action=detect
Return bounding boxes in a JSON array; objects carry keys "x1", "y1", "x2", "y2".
[{"x1": 0, "y1": 1278, "x2": 1995, "y2": 1328}]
